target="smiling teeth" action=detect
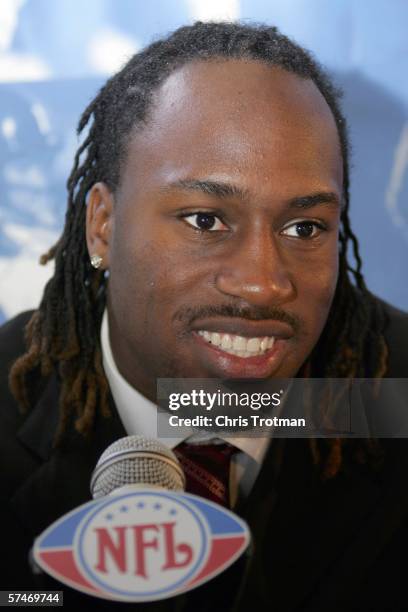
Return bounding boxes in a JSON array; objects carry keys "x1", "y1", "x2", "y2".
[{"x1": 198, "y1": 331, "x2": 275, "y2": 357}]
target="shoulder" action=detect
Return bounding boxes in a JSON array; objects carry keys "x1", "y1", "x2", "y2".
[
  {"x1": 0, "y1": 310, "x2": 35, "y2": 393},
  {"x1": 0, "y1": 309, "x2": 34, "y2": 343},
  {"x1": 0, "y1": 309, "x2": 35, "y2": 353},
  {"x1": 379, "y1": 298, "x2": 408, "y2": 376},
  {"x1": 0, "y1": 310, "x2": 36, "y2": 429}
]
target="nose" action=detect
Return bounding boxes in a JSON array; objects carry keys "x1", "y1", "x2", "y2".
[{"x1": 215, "y1": 228, "x2": 296, "y2": 307}]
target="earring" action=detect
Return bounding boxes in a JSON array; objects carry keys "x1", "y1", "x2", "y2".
[{"x1": 90, "y1": 254, "x2": 103, "y2": 269}]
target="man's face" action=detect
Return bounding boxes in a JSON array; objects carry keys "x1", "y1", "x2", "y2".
[{"x1": 90, "y1": 60, "x2": 343, "y2": 401}]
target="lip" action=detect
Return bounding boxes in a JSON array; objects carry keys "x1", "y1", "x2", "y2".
[
  {"x1": 191, "y1": 328, "x2": 293, "y2": 378},
  {"x1": 190, "y1": 317, "x2": 294, "y2": 340}
]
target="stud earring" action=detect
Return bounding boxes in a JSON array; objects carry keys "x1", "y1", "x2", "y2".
[{"x1": 90, "y1": 254, "x2": 103, "y2": 269}]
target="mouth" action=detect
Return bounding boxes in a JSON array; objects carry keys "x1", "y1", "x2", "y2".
[
  {"x1": 197, "y1": 330, "x2": 275, "y2": 358},
  {"x1": 190, "y1": 319, "x2": 295, "y2": 378}
]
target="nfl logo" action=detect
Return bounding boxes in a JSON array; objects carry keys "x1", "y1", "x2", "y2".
[{"x1": 34, "y1": 490, "x2": 250, "y2": 601}]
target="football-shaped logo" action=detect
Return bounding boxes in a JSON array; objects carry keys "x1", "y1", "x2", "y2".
[{"x1": 33, "y1": 490, "x2": 250, "y2": 602}]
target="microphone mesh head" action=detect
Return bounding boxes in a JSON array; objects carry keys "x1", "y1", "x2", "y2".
[{"x1": 91, "y1": 435, "x2": 185, "y2": 499}]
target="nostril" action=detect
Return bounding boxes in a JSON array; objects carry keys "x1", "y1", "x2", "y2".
[{"x1": 215, "y1": 268, "x2": 296, "y2": 306}]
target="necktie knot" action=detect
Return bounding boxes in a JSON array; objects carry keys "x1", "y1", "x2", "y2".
[{"x1": 174, "y1": 441, "x2": 238, "y2": 508}]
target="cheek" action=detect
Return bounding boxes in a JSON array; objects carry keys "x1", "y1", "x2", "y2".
[
  {"x1": 300, "y1": 251, "x2": 339, "y2": 330},
  {"x1": 108, "y1": 224, "x2": 196, "y2": 328},
  {"x1": 109, "y1": 242, "x2": 165, "y2": 312},
  {"x1": 286, "y1": 236, "x2": 338, "y2": 326}
]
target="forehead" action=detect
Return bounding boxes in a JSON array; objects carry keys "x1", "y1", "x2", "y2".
[{"x1": 119, "y1": 59, "x2": 343, "y2": 199}]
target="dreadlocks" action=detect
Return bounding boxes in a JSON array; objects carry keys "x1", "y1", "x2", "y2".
[{"x1": 9, "y1": 21, "x2": 388, "y2": 476}]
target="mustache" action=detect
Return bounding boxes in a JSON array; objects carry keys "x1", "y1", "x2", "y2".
[{"x1": 175, "y1": 303, "x2": 301, "y2": 333}]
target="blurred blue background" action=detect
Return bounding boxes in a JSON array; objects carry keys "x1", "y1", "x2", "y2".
[{"x1": 0, "y1": 0, "x2": 407, "y2": 323}]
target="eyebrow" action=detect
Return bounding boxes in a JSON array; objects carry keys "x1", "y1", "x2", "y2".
[
  {"x1": 289, "y1": 192, "x2": 341, "y2": 209},
  {"x1": 166, "y1": 179, "x2": 249, "y2": 200},
  {"x1": 164, "y1": 179, "x2": 342, "y2": 210}
]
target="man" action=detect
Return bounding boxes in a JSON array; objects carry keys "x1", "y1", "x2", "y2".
[{"x1": 1, "y1": 21, "x2": 408, "y2": 611}]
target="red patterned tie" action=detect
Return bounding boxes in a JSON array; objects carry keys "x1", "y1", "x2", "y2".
[{"x1": 174, "y1": 441, "x2": 238, "y2": 508}]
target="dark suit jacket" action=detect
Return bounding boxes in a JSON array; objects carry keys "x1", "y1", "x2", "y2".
[{"x1": 1, "y1": 303, "x2": 408, "y2": 611}]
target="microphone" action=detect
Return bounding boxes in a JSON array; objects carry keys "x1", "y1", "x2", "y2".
[
  {"x1": 33, "y1": 435, "x2": 251, "y2": 603},
  {"x1": 90, "y1": 435, "x2": 186, "y2": 498}
]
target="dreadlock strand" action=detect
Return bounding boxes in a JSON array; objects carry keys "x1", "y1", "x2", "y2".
[
  {"x1": 74, "y1": 380, "x2": 98, "y2": 436},
  {"x1": 39, "y1": 242, "x2": 59, "y2": 266},
  {"x1": 94, "y1": 351, "x2": 111, "y2": 419},
  {"x1": 322, "y1": 438, "x2": 343, "y2": 480},
  {"x1": 309, "y1": 438, "x2": 321, "y2": 466},
  {"x1": 9, "y1": 347, "x2": 40, "y2": 411}
]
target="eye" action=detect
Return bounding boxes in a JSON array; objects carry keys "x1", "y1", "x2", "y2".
[
  {"x1": 182, "y1": 212, "x2": 228, "y2": 232},
  {"x1": 281, "y1": 220, "x2": 326, "y2": 239}
]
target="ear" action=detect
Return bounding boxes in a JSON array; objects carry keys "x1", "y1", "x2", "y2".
[{"x1": 86, "y1": 182, "x2": 114, "y2": 270}]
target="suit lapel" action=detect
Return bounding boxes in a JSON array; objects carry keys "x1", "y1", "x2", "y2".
[{"x1": 11, "y1": 375, "x2": 126, "y2": 539}]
